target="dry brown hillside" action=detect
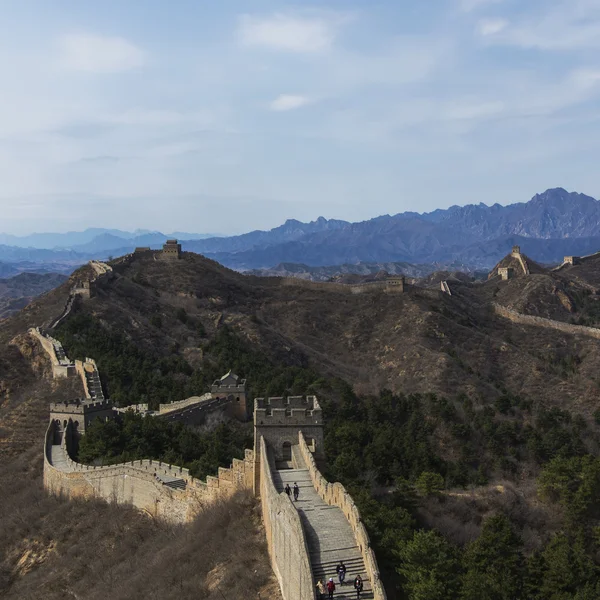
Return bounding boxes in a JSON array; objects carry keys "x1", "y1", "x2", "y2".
[
  {"x1": 0, "y1": 259, "x2": 280, "y2": 599},
  {"x1": 23, "y1": 250, "x2": 597, "y2": 412}
]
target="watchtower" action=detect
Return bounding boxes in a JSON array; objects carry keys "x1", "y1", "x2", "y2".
[
  {"x1": 254, "y1": 395, "x2": 324, "y2": 462},
  {"x1": 49, "y1": 398, "x2": 115, "y2": 436},
  {"x1": 498, "y1": 267, "x2": 514, "y2": 281},
  {"x1": 73, "y1": 279, "x2": 94, "y2": 299},
  {"x1": 161, "y1": 239, "x2": 182, "y2": 259},
  {"x1": 511, "y1": 245, "x2": 521, "y2": 256},
  {"x1": 211, "y1": 371, "x2": 249, "y2": 421},
  {"x1": 563, "y1": 256, "x2": 581, "y2": 266},
  {"x1": 385, "y1": 275, "x2": 405, "y2": 291}
]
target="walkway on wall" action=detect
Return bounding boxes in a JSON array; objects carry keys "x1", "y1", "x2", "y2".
[
  {"x1": 271, "y1": 449, "x2": 373, "y2": 598},
  {"x1": 49, "y1": 442, "x2": 74, "y2": 472}
]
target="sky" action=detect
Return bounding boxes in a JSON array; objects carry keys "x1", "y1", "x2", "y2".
[{"x1": 1, "y1": 0, "x2": 600, "y2": 235}]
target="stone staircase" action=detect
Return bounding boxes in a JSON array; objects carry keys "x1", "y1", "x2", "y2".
[
  {"x1": 271, "y1": 450, "x2": 373, "y2": 599},
  {"x1": 156, "y1": 474, "x2": 187, "y2": 490},
  {"x1": 85, "y1": 369, "x2": 104, "y2": 401}
]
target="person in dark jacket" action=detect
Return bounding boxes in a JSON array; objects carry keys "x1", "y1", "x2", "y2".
[
  {"x1": 336, "y1": 561, "x2": 347, "y2": 584},
  {"x1": 284, "y1": 483, "x2": 291, "y2": 497},
  {"x1": 293, "y1": 482, "x2": 299, "y2": 501},
  {"x1": 354, "y1": 574, "x2": 363, "y2": 599},
  {"x1": 327, "y1": 578, "x2": 336, "y2": 599}
]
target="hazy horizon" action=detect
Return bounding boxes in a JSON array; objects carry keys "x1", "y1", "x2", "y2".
[{"x1": 2, "y1": 1, "x2": 600, "y2": 235}]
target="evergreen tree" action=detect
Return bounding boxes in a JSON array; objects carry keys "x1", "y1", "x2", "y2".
[
  {"x1": 397, "y1": 530, "x2": 462, "y2": 600},
  {"x1": 461, "y1": 515, "x2": 524, "y2": 600}
]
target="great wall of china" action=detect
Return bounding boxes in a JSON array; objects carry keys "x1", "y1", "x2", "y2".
[
  {"x1": 31, "y1": 254, "x2": 387, "y2": 600},
  {"x1": 31, "y1": 243, "x2": 600, "y2": 600}
]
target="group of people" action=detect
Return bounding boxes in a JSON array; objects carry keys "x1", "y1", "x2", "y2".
[
  {"x1": 283, "y1": 484, "x2": 364, "y2": 597},
  {"x1": 316, "y1": 561, "x2": 364, "y2": 599},
  {"x1": 284, "y1": 482, "x2": 300, "y2": 502}
]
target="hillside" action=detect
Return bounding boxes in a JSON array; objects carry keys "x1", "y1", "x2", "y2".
[
  {"x1": 0, "y1": 263, "x2": 280, "y2": 599},
  {"x1": 0, "y1": 272, "x2": 68, "y2": 319},
  {"x1": 5, "y1": 249, "x2": 600, "y2": 598}
]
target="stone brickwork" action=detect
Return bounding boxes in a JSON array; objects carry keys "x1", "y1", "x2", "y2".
[
  {"x1": 298, "y1": 432, "x2": 387, "y2": 599},
  {"x1": 259, "y1": 437, "x2": 314, "y2": 600}
]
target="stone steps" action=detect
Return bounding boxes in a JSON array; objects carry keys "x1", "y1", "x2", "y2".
[
  {"x1": 157, "y1": 474, "x2": 187, "y2": 490},
  {"x1": 272, "y1": 453, "x2": 372, "y2": 598}
]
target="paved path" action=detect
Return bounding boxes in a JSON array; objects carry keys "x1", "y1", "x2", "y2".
[
  {"x1": 272, "y1": 449, "x2": 373, "y2": 599},
  {"x1": 49, "y1": 443, "x2": 74, "y2": 472}
]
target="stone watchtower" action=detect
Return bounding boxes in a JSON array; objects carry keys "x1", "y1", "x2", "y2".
[
  {"x1": 211, "y1": 371, "x2": 249, "y2": 421},
  {"x1": 161, "y1": 239, "x2": 182, "y2": 259},
  {"x1": 253, "y1": 395, "x2": 324, "y2": 491},
  {"x1": 49, "y1": 399, "x2": 114, "y2": 435}
]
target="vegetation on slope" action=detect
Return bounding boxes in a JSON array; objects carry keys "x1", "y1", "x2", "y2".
[
  {"x1": 78, "y1": 412, "x2": 253, "y2": 481},
  {"x1": 74, "y1": 317, "x2": 600, "y2": 599},
  {"x1": 0, "y1": 447, "x2": 278, "y2": 600}
]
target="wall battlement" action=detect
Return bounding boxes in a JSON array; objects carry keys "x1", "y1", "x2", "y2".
[
  {"x1": 254, "y1": 395, "x2": 323, "y2": 425},
  {"x1": 44, "y1": 419, "x2": 254, "y2": 524}
]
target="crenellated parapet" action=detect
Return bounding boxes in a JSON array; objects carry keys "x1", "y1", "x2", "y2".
[
  {"x1": 298, "y1": 432, "x2": 387, "y2": 599},
  {"x1": 44, "y1": 419, "x2": 254, "y2": 524}
]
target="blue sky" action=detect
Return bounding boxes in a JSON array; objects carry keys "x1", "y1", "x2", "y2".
[{"x1": 1, "y1": 0, "x2": 600, "y2": 235}]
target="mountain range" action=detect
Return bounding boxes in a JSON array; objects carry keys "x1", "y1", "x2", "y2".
[{"x1": 3, "y1": 188, "x2": 600, "y2": 272}]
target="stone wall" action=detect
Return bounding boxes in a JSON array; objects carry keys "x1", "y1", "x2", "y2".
[
  {"x1": 280, "y1": 277, "x2": 405, "y2": 295},
  {"x1": 29, "y1": 327, "x2": 76, "y2": 378},
  {"x1": 259, "y1": 437, "x2": 314, "y2": 600},
  {"x1": 493, "y1": 303, "x2": 600, "y2": 340},
  {"x1": 158, "y1": 393, "x2": 213, "y2": 414},
  {"x1": 298, "y1": 432, "x2": 387, "y2": 600},
  {"x1": 157, "y1": 395, "x2": 237, "y2": 426},
  {"x1": 44, "y1": 420, "x2": 255, "y2": 524}
]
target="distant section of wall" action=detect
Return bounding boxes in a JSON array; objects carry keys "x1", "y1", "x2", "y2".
[
  {"x1": 298, "y1": 432, "x2": 387, "y2": 600},
  {"x1": 44, "y1": 420, "x2": 254, "y2": 524},
  {"x1": 159, "y1": 393, "x2": 213, "y2": 414},
  {"x1": 259, "y1": 437, "x2": 313, "y2": 600},
  {"x1": 157, "y1": 395, "x2": 236, "y2": 426},
  {"x1": 493, "y1": 303, "x2": 600, "y2": 340},
  {"x1": 280, "y1": 277, "x2": 405, "y2": 295}
]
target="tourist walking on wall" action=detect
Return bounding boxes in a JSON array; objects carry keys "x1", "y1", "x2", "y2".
[
  {"x1": 293, "y1": 482, "x2": 299, "y2": 501},
  {"x1": 327, "y1": 578, "x2": 336, "y2": 599},
  {"x1": 336, "y1": 561, "x2": 347, "y2": 585},
  {"x1": 284, "y1": 483, "x2": 291, "y2": 497},
  {"x1": 316, "y1": 580, "x2": 325, "y2": 599},
  {"x1": 354, "y1": 575, "x2": 363, "y2": 599}
]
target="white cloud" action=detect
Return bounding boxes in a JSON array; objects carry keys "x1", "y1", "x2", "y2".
[
  {"x1": 477, "y1": 18, "x2": 509, "y2": 36},
  {"x1": 459, "y1": 0, "x2": 504, "y2": 12},
  {"x1": 269, "y1": 94, "x2": 311, "y2": 111},
  {"x1": 237, "y1": 13, "x2": 343, "y2": 53},
  {"x1": 484, "y1": 1, "x2": 600, "y2": 50},
  {"x1": 58, "y1": 33, "x2": 144, "y2": 73}
]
